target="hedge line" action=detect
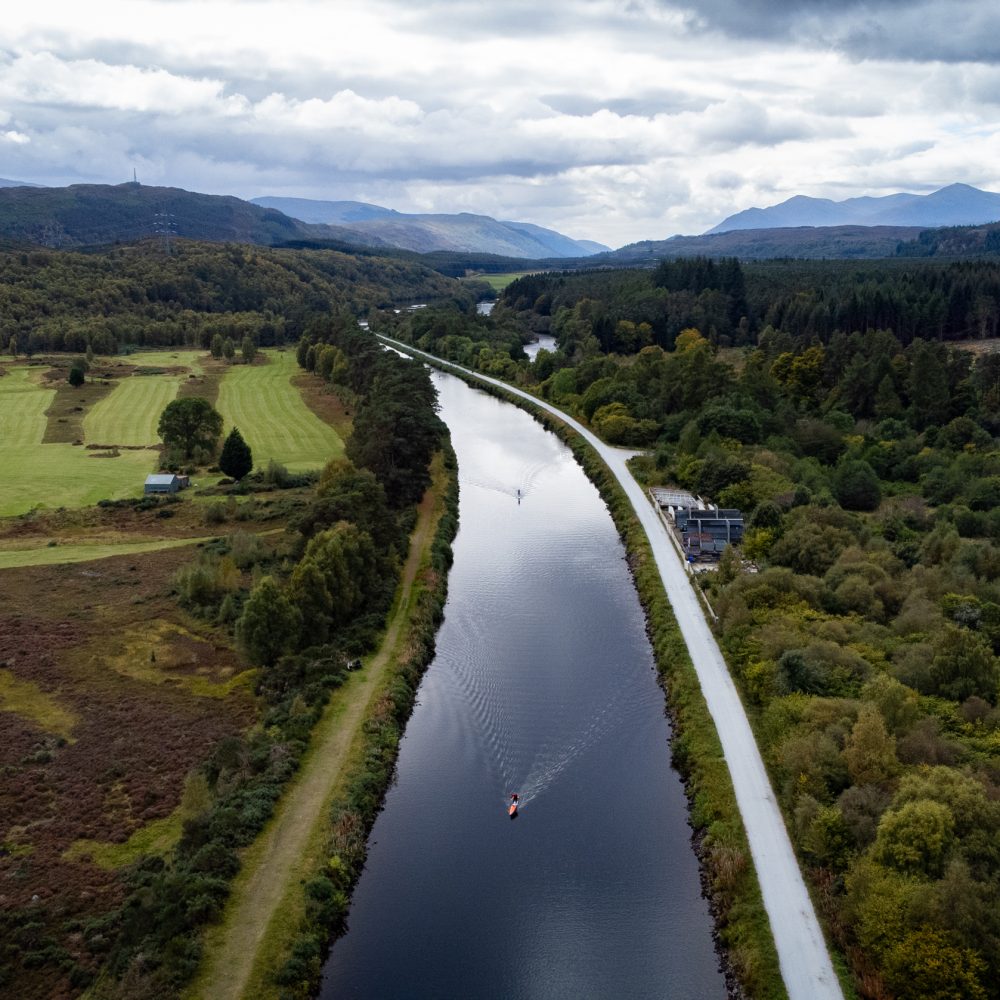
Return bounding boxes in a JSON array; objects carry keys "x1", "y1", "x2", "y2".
[{"x1": 270, "y1": 442, "x2": 460, "y2": 999}]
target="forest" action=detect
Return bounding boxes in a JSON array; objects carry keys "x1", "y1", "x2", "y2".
[
  {"x1": 500, "y1": 257, "x2": 1000, "y2": 350},
  {"x1": 0, "y1": 240, "x2": 478, "y2": 356},
  {"x1": 379, "y1": 258, "x2": 1000, "y2": 1000}
]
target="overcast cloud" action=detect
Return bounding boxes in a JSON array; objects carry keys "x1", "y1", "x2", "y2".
[{"x1": 1, "y1": 0, "x2": 999, "y2": 246}]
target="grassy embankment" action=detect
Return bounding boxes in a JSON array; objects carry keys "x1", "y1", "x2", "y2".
[
  {"x1": 216, "y1": 350, "x2": 345, "y2": 473},
  {"x1": 188, "y1": 447, "x2": 458, "y2": 1000},
  {"x1": 387, "y1": 348, "x2": 787, "y2": 999}
]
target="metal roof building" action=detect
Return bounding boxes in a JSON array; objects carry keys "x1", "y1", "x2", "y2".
[{"x1": 144, "y1": 473, "x2": 181, "y2": 494}]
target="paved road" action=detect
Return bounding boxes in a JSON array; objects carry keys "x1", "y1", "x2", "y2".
[{"x1": 381, "y1": 337, "x2": 843, "y2": 1000}]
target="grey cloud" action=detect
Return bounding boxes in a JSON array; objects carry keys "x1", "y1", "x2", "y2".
[
  {"x1": 542, "y1": 90, "x2": 715, "y2": 117},
  {"x1": 672, "y1": 0, "x2": 1000, "y2": 64}
]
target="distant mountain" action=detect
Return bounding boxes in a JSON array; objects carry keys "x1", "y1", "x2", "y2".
[
  {"x1": 709, "y1": 184, "x2": 1000, "y2": 234},
  {"x1": 593, "y1": 225, "x2": 923, "y2": 264},
  {"x1": 251, "y1": 197, "x2": 400, "y2": 225},
  {"x1": 0, "y1": 177, "x2": 42, "y2": 188},
  {"x1": 252, "y1": 195, "x2": 608, "y2": 258},
  {"x1": 0, "y1": 183, "x2": 386, "y2": 249}
]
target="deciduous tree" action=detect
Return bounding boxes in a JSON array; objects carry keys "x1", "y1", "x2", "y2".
[{"x1": 158, "y1": 397, "x2": 223, "y2": 458}]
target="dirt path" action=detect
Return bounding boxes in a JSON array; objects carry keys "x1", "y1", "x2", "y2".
[
  {"x1": 188, "y1": 487, "x2": 438, "y2": 1000},
  {"x1": 380, "y1": 337, "x2": 843, "y2": 1000}
]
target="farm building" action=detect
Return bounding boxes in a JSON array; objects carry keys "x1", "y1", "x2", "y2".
[{"x1": 144, "y1": 473, "x2": 183, "y2": 494}]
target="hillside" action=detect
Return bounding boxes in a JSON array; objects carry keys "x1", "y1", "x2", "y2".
[
  {"x1": 0, "y1": 183, "x2": 386, "y2": 250},
  {"x1": 0, "y1": 239, "x2": 475, "y2": 354},
  {"x1": 252, "y1": 195, "x2": 608, "y2": 258},
  {"x1": 710, "y1": 183, "x2": 1000, "y2": 234},
  {"x1": 594, "y1": 224, "x2": 922, "y2": 263}
]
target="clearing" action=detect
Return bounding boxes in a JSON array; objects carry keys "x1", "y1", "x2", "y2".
[
  {"x1": 216, "y1": 350, "x2": 345, "y2": 472},
  {"x1": 188, "y1": 480, "x2": 440, "y2": 1000},
  {"x1": 467, "y1": 270, "x2": 538, "y2": 291}
]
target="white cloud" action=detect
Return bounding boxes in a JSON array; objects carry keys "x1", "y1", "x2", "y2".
[{"x1": 0, "y1": 1, "x2": 999, "y2": 244}]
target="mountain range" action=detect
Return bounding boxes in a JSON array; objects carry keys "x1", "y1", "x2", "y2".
[
  {"x1": 708, "y1": 183, "x2": 1000, "y2": 234},
  {"x1": 3, "y1": 177, "x2": 1000, "y2": 263},
  {"x1": 0, "y1": 182, "x2": 606, "y2": 258},
  {"x1": 251, "y1": 196, "x2": 607, "y2": 258}
]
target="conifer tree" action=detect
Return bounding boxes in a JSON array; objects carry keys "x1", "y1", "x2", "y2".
[{"x1": 219, "y1": 427, "x2": 253, "y2": 480}]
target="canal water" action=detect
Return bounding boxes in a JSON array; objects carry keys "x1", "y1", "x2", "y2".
[{"x1": 319, "y1": 370, "x2": 726, "y2": 999}]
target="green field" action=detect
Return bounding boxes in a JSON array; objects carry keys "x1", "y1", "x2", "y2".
[
  {"x1": 216, "y1": 351, "x2": 344, "y2": 472},
  {"x1": 84, "y1": 374, "x2": 182, "y2": 446},
  {"x1": 1, "y1": 362, "x2": 163, "y2": 516},
  {"x1": 469, "y1": 271, "x2": 537, "y2": 291},
  {"x1": 123, "y1": 349, "x2": 207, "y2": 373},
  {"x1": 0, "y1": 349, "x2": 342, "y2": 516},
  {"x1": 0, "y1": 444, "x2": 159, "y2": 517},
  {"x1": 0, "y1": 367, "x2": 54, "y2": 445}
]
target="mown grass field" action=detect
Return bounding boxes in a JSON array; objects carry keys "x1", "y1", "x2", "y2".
[
  {"x1": 123, "y1": 349, "x2": 207, "y2": 373},
  {"x1": 83, "y1": 373, "x2": 182, "y2": 446},
  {"x1": 1, "y1": 365, "x2": 160, "y2": 515},
  {"x1": 216, "y1": 350, "x2": 345, "y2": 472},
  {"x1": 0, "y1": 366, "x2": 54, "y2": 445},
  {"x1": 1, "y1": 349, "x2": 343, "y2": 516},
  {"x1": 470, "y1": 271, "x2": 537, "y2": 291},
  {"x1": 0, "y1": 443, "x2": 161, "y2": 516}
]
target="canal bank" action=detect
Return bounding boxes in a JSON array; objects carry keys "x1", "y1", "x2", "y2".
[
  {"x1": 320, "y1": 365, "x2": 729, "y2": 999},
  {"x1": 375, "y1": 336, "x2": 845, "y2": 1000}
]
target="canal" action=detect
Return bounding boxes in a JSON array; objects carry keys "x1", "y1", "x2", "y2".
[{"x1": 320, "y1": 369, "x2": 726, "y2": 999}]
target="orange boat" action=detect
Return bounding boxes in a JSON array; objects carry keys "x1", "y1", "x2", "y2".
[{"x1": 508, "y1": 793, "x2": 519, "y2": 817}]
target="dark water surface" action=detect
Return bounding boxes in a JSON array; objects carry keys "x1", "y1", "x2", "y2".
[{"x1": 320, "y1": 371, "x2": 726, "y2": 1000}]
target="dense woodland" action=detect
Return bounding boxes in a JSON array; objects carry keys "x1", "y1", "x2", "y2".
[
  {"x1": 0, "y1": 240, "x2": 476, "y2": 356},
  {"x1": 501, "y1": 257, "x2": 1000, "y2": 350},
  {"x1": 381, "y1": 258, "x2": 1000, "y2": 1000}
]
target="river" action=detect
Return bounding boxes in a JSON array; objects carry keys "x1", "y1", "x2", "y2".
[{"x1": 319, "y1": 369, "x2": 726, "y2": 999}]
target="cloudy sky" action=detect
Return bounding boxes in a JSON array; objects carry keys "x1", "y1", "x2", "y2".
[{"x1": 2, "y1": 0, "x2": 1000, "y2": 247}]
